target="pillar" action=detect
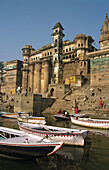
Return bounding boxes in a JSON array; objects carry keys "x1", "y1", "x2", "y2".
[
  {"x1": 44, "y1": 60, "x2": 49, "y2": 93},
  {"x1": 33, "y1": 62, "x2": 41, "y2": 93},
  {"x1": 29, "y1": 64, "x2": 34, "y2": 93}
]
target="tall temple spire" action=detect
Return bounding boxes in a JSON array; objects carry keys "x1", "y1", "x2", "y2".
[
  {"x1": 51, "y1": 22, "x2": 65, "y2": 84},
  {"x1": 100, "y1": 13, "x2": 109, "y2": 49},
  {"x1": 104, "y1": 13, "x2": 108, "y2": 22}
]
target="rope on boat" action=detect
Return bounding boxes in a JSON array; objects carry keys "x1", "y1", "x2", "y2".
[
  {"x1": 0, "y1": 133, "x2": 7, "y2": 139},
  {"x1": 37, "y1": 135, "x2": 53, "y2": 143}
]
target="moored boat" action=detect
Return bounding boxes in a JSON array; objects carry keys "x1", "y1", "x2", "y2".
[
  {"x1": 0, "y1": 112, "x2": 28, "y2": 119},
  {"x1": 0, "y1": 126, "x2": 63, "y2": 159},
  {"x1": 18, "y1": 122, "x2": 88, "y2": 146},
  {"x1": 17, "y1": 116, "x2": 46, "y2": 124},
  {"x1": 71, "y1": 117, "x2": 109, "y2": 129},
  {"x1": 54, "y1": 113, "x2": 86, "y2": 120}
]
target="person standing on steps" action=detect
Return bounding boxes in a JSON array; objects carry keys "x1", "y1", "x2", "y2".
[
  {"x1": 72, "y1": 106, "x2": 75, "y2": 114},
  {"x1": 99, "y1": 97, "x2": 102, "y2": 108},
  {"x1": 74, "y1": 104, "x2": 78, "y2": 114},
  {"x1": 58, "y1": 109, "x2": 62, "y2": 114}
]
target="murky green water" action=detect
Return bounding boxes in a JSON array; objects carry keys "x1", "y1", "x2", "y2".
[{"x1": 0, "y1": 117, "x2": 109, "y2": 170}]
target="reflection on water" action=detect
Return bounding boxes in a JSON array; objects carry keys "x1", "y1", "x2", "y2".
[
  {"x1": 0, "y1": 158, "x2": 41, "y2": 170},
  {"x1": 0, "y1": 117, "x2": 109, "y2": 170}
]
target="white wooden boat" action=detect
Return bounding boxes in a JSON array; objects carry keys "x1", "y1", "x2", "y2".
[
  {"x1": 17, "y1": 116, "x2": 46, "y2": 124},
  {"x1": 0, "y1": 126, "x2": 63, "y2": 159},
  {"x1": 54, "y1": 113, "x2": 86, "y2": 120},
  {"x1": 0, "y1": 112, "x2": 28, "y2": 119},
  {"x1": 71, "y1": 117, "x2": 109, "y2": 129},
  {"x1": 18, "y1": 122, "x2": 88, "y2": 146}
]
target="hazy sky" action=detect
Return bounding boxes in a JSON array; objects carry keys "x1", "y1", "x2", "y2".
[{"x1": 0, "y1": 0, "x2": 109, "y2": 62}]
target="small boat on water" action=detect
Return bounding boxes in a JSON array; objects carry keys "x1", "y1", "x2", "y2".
[
  {"x1": 17, "y1": 115, "x2": 46, "y2": 124},
  {"x1": 0, "y1": 126, "x2": 63, "y2": 159},
  {"x1": 71, "y1": 117, "x2": 109, "y2": 129},
  {"x1": 54, "y1": 113, "x2": 86, "y2": 120},
  {"x1": 0, "y1": 112, "x2": 28, "y2": 119},
  {"x1": 18, "y1": 122, "x2": 88, "y2": 146}
]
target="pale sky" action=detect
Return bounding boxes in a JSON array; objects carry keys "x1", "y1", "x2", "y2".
[{"x1": 0, "y1": 0, "x2": 109, "y2": 62}]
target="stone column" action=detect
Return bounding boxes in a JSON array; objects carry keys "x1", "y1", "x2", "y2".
[
  {"x1": 44, "y1": 60, "x2": 49, "y2": 93},
  {"x1": 29, "y1": 64, "x2": 34, "y2": 93},
  {"x1": 33, "y1": 62, "x2": 41, "y2": 93},
  {"x1": 22, "y1": 68, "x2": 28, "y2": 92}
]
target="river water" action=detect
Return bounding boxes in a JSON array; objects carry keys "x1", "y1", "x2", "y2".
[{"x1": 0, "y1": 117, "x2": 109, "y2": 170}]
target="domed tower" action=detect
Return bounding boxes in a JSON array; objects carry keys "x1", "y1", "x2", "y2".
[
  {"x1": 100, "y1": 13, "x2": 109, "y2": 49},
  {"x1": 22, "y1": 45, "x2": 33, "y2": 91},
  {"x1": 51, "y1": 22, "x2": 65, "y2": 84}
]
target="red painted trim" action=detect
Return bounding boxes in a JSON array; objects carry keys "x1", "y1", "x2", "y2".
[{"x1": 47, "y1": 143, "x2": 64, "y2": 156}]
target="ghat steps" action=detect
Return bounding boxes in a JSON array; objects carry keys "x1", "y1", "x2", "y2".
[{"x1": 43, "y1": 86, "x2": 109, "y2": 115}]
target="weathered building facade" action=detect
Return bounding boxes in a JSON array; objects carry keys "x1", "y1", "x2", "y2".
[
  {"x1": 0, "y1": 60, "x2": 23, "y2": 94},
  {"x1": 21, "y1": 22, "x2": 95, "y2": 97},
  {"x1": 1, "y1": 14, "x2": 109, "y2": 97},
  {"x1": 88, "y1": 13, "x2": 109, "y2": 87}
]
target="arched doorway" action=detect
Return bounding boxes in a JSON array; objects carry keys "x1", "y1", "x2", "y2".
[
  {"x1": 80, "y1": 71, "x2": 83, "y2": 76},
  {"x1": 50, "y1": 88, "x2": 54, "y2": 96}
]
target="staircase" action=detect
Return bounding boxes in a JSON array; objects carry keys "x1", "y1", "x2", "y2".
[
  {"x1": 42, "y1": 86, "x2": 109, "y2": 116},
  {"x1": 65, "y1": 86, "x2": 109, "y2": 114}
]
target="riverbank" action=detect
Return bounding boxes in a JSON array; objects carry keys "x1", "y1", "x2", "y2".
[{"x1": 0, "y1": 86, "x2": 109, "y2": 119}]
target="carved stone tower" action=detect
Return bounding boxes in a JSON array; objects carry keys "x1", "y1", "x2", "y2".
[
  {"x1": 51, "y1": 22, "x2": 65, "y2": 84},
  {"x1": 100, "y1": 13, "x2": 109, "y2": 49},
  {"x1": 22, "y1": 45, "x2": 33, "y2": 91}
]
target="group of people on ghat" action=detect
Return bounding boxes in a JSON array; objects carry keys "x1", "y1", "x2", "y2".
[
  {"x1": 58, "y1": 97, "x2": 103, "y2": 116},
  {"x1": 58, "y1": 109, "x2": 70, "y2": 116},
  {"x1": 58, "y1": 104, "x2": 78, "y2": 116}
]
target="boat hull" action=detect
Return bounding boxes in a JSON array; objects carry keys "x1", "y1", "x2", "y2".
[
  {"x1": 54, "y1": 114, "x2": 86, "y2": 120},
  {"x1": 19, "y1": 123, "x2": 88, "y2": 146},
  {"x1": 17, "y1": 116, "x2": 46, "y2": 124},
  {"x1": 71, "y1": 117, "x2": 109, "y2": 129},
  {"x1": 0, "y1": 144, "x2": 56, "y2": 159},
  {"x1": 0, "y1": 126, "x2": 63, "y2": 159},
  {"x1": 1, "y1": 112, "x2": 29, "y2": 119},
  {"x1": 54, "y1": 114, "x2": 70, "y2": 120}
]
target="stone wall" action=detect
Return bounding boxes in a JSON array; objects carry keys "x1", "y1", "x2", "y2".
[
  {"x1": 49, "y1": 84, "x2": 67, "y2": 98},
  {"x1": 14, "y1": 93, "x2": 55, "y2": 115}
]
